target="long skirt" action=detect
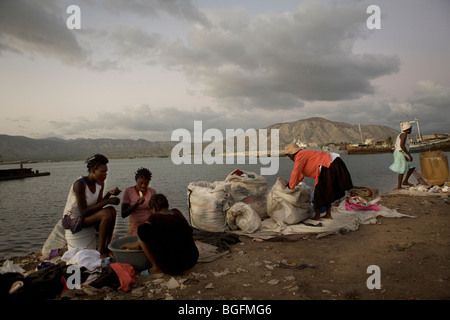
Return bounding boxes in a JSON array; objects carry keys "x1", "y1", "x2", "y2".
[{"x1": 314, "y1": 157, "x2": 353, "y2": 209}]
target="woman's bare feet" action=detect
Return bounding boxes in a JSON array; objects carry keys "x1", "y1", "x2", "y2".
[{"x1": 100, "y1": 250, "x2": 114, "y2": 259}]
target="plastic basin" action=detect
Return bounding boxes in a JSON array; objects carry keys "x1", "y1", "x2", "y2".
[{"x1": 108, "y1": 235, "x2": 151, "y2": 271}]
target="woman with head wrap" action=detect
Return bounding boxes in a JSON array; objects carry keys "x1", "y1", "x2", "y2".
[
  {"x1": 285, "y1": 143, "x2": 353, "y2": 220},
  {"x1": 389, "y1": 122, "x2": 416, "y2": 189}
]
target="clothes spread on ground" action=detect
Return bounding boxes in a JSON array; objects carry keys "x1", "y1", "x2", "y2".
[
  {"x1": 137, "y1": 209, "x2": 199, "y2": 275},
  {"x1": 345, "y1": 186, "x2": 381, "y2": 211},
  {"x1": 193, "y1": 231, "x2": 241, "y2": 252},
  {"x1": 61, "y1": 248, "x2": 102, "y2": 272},
  {"x1": 109, "y1": 262, "x2": 136, "y2": 292}
]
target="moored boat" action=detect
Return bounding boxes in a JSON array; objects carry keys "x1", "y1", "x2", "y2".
[{"x1": 0, "y1": 163, "x2": 50, "y2": 181}]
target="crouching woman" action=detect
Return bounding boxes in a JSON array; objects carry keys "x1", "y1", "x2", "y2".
[{"x1": 121, "y1": 194, "x2": 199, "y2": 278}]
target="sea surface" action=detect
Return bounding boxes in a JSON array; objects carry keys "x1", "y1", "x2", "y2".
[{"x1": 0, "y1": 152, "x2": 446, "y2": 260}]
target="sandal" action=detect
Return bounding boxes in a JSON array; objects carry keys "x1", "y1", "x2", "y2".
[{"x1": 140, "y1": 269, "x2": 165, "y2": 279}]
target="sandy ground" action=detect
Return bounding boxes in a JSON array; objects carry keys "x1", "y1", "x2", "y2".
[{"x1": 3, "y1": 191, "x2": 449, "y2": 303}]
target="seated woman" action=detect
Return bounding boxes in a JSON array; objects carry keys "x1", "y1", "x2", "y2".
[
  {"x1": 62, "y1": 154, "x2": 121, "y2": 259},
  {"x1": 121, "y1": 194, "x2": 199, "y2": 277},
  {"x1": 121, "y1": 168, "x2": 156, "y2": 236}
]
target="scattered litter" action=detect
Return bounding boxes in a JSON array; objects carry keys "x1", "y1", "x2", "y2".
[
  {"x1": 165, "y1": 292, "x2": 174, "y2": 300},
  {"x1": 212, "y1": 268, "x2": 230, "y2": 277},
  {"x1": 267, "y1": 279, "x2": 280, "y2": 285},
  {"x1": 278, "y1": 259, "x2": 316, "y2": 270},
  {"x1": 166, "y1": 277, "x2": 180, "y2": 290},
  {"x1": 131, "y1": 287, "x2": 145, "y2": 297},
  {"x1": 0, "y1": 260, "x2": 26, "y2": 275},
  {"x1": 393, "y1": 242, "x2": 415, "y2": 251}
]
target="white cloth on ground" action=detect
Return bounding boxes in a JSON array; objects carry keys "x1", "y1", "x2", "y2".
[
  {"x1": 61, "y1": 248, "x2": 101, "y2": 271},
  {"x1": 0, "y1": 260, "x2": 26, "y2": 275},
  {"x1": 232, "y1": 199, "x2": 415, "y2": 240}
]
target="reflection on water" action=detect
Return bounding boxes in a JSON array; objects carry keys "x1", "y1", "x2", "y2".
[{"x1": 0, "y1": 152, "x2": 416, "y2": 259}]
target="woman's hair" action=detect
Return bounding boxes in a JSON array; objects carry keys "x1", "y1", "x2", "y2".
[
  {"x1": 148, "y1": 194, "x2": 169, "y2": 212},
  {"x1": 135, "y1": 167, "x2": 152, "y2": 181},
  {"x1": 85, "y1": 154, "x2": 109, "y2": 172}
]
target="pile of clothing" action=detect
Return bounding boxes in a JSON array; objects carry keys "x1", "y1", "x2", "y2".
[
  {"x1": 345, "y1": 186, "x2": 381, "y2": 211},
  {"x1": 1, "y1": 248, "x2": 137, "y2": 300}
]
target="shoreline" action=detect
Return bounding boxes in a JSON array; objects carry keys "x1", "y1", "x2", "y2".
[{"x1": 2, "y1": 190, "x2": 449, "y2": 300}]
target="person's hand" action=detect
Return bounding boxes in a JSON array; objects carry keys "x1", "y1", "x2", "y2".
[
  {"x1": 108, "y1": 197, "x2": 120, "y2": 205},
  {"x1": 108, "y1": 187, "x2": 121, "y2": 196},
  {"x1": 406, "y1": 153, "x2": 413, "y2": 162},
  {"x1": 137, "y1": 197, "x2": 145, "y2": 205}
]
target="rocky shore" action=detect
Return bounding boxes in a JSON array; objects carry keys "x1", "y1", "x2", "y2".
[{"x1": 2, "y1": 191, "x2": 449, "y2": 304}]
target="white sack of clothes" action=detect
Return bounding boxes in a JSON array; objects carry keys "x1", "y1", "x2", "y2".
[
  {"x1": 267, "y1": 177, "x2": 314, "y2": 225},
  {"x1": 187, "y1": 181, "x2": 234, "y2": 232},
  {"x1": 224, "y1": 169, "x2": 268, "y2": 218},
  {"x1": 226, "y1": 202, "x2": 261, "y2": 234}
]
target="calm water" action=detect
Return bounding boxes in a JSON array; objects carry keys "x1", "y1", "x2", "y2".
[{"x1": 0, "y1": 152, "x2": 440, "y2": 260}]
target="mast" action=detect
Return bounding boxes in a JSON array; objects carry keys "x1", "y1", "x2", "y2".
[
  {"x1": 415, "y1": 118, "x2": 423, "y2": 142},
  {"x1": 358, "y1": 123, "x2": 363, "y2": 143}
]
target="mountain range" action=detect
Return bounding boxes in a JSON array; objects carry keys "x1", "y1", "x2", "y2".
[
  {"x1": 0, "y1": 117, "x2": 399, "y2": 162},
  {"x1": 267, "y1": 117, "x2": 399, "y2": 146}
]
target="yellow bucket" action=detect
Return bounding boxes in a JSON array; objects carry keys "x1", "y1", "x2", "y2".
[{"x1": 420, "y1": 151, "x2": 449, "y2": 185}]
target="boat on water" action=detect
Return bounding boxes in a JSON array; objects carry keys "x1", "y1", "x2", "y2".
[
  {"x1": 400, "y1": 119, "x2": 450, "y2": 153},
  {"x1": 347, "y1": 143, "x2": 393, "y2": 154},
  {"x1": 409, "y1": 133, "x2": 450, "y2": 153},
  {"x1": 347, "y1": 118, "x2": 450, "y2": 155},
  {"x1": 0, "y1": 161, "x2": 50, "y2": 181}
]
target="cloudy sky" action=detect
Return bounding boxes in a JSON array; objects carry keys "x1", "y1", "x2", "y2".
[{"x1": 1, "y1": 0, "x2": 449, "y2": 141}]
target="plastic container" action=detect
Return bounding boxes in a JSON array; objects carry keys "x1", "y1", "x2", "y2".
[
  {"x1": 420, "y1": 151, "x2": 449, "y2": 186},
  {"x1": 108, "y1": 235, "x2": 151, "y2": 271}
]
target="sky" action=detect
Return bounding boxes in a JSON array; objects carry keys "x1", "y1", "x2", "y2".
[{"x1": 0, "y1": 0, "x2": 449, "y2": 141}]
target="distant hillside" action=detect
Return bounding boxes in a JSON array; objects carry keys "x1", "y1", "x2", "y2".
[
  {"x1": 0, "y1": 135, "x2": 177, "y2": 162},
  {"x1": 0, "y1": 118, "x2": 400, "y2": 161},
  {"x1": 265, "y1": 117, "x2": 399, "y2": 147}
]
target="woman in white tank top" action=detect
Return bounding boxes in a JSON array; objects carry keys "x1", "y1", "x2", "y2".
[
  {"x1": 389, "y1": 123, "x2": 416, "y2": 189},
  {"x1": 62, "y1": 154, "x2": 121, "y2": 258}
]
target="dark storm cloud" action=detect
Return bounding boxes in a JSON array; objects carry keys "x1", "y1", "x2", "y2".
[
  {"x1": 0, "y1": 0, "x2": 86, "y2": 64},
  {"x1": 159, "y1": 2, "x2": 400, "y2": 109}
]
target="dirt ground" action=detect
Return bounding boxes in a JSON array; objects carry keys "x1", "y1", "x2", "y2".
[{"x1": 5, "y1": 191, "x2": 450, "y2": 302}]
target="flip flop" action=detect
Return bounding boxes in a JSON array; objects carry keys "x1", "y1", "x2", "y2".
[{"x1": 140, "y1": 269, "x2": 165, "y2": 279}]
